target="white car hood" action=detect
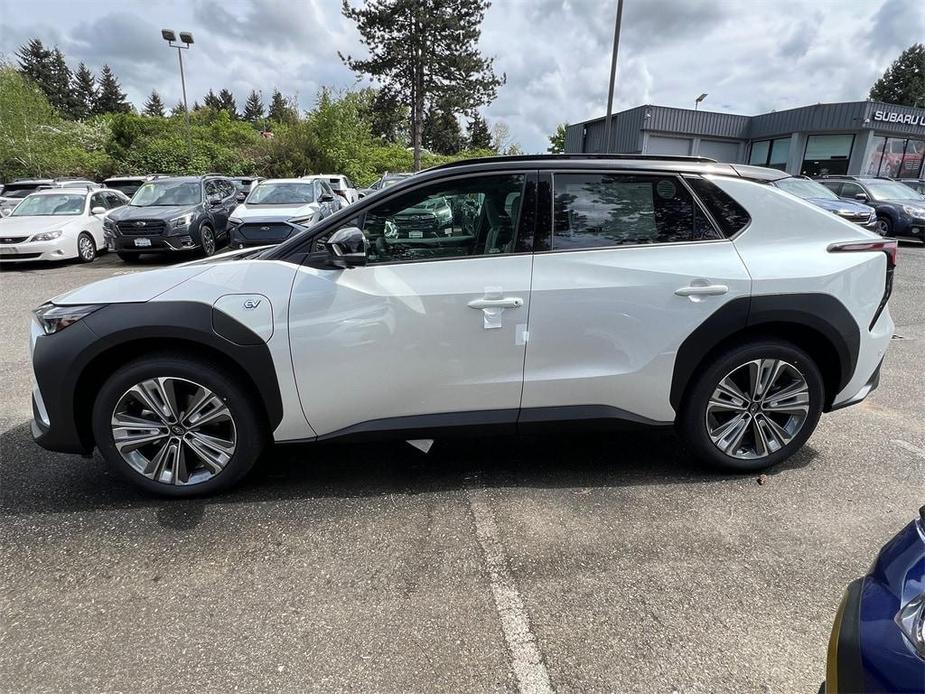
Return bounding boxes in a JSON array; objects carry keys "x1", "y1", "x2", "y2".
[
  {"x1": 0, "y1": 216, "x2": 79, "y2": 236},
  {"x1": 52, "y1": 265, "x2": 213, "y2": 305},
  {"x1": 232, "y1": 202, "x2": 318, "y2": 221}
]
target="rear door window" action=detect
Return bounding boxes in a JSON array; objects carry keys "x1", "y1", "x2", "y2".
[{"x1": 552, "y1": 173, "x2": 720, "y2": 250}]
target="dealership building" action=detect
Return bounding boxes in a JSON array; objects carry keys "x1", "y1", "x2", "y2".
[{"x1": 565, "y1": 100, "x2": 925, "y2": 179}]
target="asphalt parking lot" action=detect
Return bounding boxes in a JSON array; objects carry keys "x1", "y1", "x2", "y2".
[{"x1": 1, "y1": 246, "x2": 923, "y2": 693}]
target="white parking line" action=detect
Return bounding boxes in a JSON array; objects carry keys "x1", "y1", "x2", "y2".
[
  {"x1": 467, "y1": 490, "x2": 555, "y2": 694},
  {"x1": 894, "y1": 439, "x2": 925, "y2": 460}
]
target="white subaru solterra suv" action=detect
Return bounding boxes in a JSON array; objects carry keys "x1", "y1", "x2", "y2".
[{"x1": 29, "y1": 155, "x2": 895, "y2": 496}]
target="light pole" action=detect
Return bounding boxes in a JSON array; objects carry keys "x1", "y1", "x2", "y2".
[
  {"x1": 602, "y1": 0, "x2": 624, "y2": 153},
  {"x1": 695, "y1": 93, "x2": 708, "y2": 111},
  {"x1": 161, "y1": 29, "x2": 194, "y2": 162}
]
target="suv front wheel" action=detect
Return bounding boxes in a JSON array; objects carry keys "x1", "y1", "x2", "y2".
[
  {"x1": 92, "y1": 354, "x2": 265, "y2": 496},
  {"x1": 678, "y1": 339, "x2": 824, "y2": 472}
]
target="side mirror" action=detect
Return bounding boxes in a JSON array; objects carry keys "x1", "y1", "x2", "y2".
[
  {"x1": 235, "y1": 191, "x2": 246, "y2": 202},
  {"x1": 325, "y1": 226, "x2": 367, "y2": 268},
  {"x1": 854, "y1": 193, "x2": 869, "y2": 202},
  {"x1": 319, "y1": 193, "x2": 334, "y2": 203},
  {"x1": 91, "y1": 206, "x2": 107, "y2": 215}
]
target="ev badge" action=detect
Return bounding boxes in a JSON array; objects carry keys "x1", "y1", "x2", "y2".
[{"x1": 242, "y1": 298, "x2": 262, "y2": 310}]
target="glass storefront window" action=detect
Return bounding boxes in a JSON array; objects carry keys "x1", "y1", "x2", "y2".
[
  {"x1": 879, "y1": 138, "x2": 907, "y2": 177},
  {"x1": 863, "y1": 136, "x2": 886, "y2": 176},
  {"x1": 749, "y1": 140, "x2": 769, "y2": 165},
  {"x1": 749, "y1": 137, "x2": 791, "y2": 170},
  {"x1": 768, "y1": 138, "x2": 790, "y2": 170},
  {"x1": 801, "y1": 134, "x2": 854, "y2": 176},
  {"x1": 900, "y1": 139, "x2": 924, "y2": 178}
]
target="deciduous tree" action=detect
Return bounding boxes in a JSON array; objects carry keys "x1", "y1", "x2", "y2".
[
  {"x1": 869, "y1": 44, "x2": 925, "y2": 108},
  {"x1": 547, "y1": 122, "x2": 568, "y2": 154}
]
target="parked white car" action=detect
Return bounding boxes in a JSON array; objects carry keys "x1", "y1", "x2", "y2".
[
  {"x1": 303, "y1": 174, "x2": 359, "y2": 204},
  {"x1": 0, "y1": 188, "x2": 128, "y2": 263},
  {"x1": 227, "y1": 178, "x2": 341, "y2": 248},
  {"x1": 29, "y1": 155, "x2": 895, "y2": 496}
]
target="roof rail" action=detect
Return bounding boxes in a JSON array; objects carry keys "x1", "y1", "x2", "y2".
[{"x1": 425, "y1": 153, "x2": 719, "y2": 172}]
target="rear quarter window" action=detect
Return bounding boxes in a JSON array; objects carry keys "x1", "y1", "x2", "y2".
[{"x1": 685, "y1": 176, "x2": 751, "y2": 237}]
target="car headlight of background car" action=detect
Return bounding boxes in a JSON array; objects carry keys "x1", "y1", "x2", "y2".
[
  {"x1": 28, "y1": 230, "x2": 62, "y2": 242},
  {"x1": 32, "y1": 303, "x2": 102, "y2": 335},
  {"x1": 169, "y1": 213, "x2": 194, "y2": 231},
  {"x1": 896, "y1": 592, "x2": 925, "y2": 657},
  {"x1": 288, "y1": 215, "x2": 314, "y2": 228},
  {"x1": 901, "y1": 205, "x2": 925, "y2": 219}
]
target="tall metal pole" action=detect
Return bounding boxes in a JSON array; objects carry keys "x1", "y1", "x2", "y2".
[
  {"x1": 177, "y1": 47, "x2": 193, "y2": 162},
  {"x1": 602, "y1": 0, "x2": 624, "y2": 153}
]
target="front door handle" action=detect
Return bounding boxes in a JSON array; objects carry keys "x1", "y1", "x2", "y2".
[
  {"x1": 674, "y1": 284, "x2": 728, "y2": 297},
  {"x1": 468, "y1": 297, "x2": 524, "y2": 310}
]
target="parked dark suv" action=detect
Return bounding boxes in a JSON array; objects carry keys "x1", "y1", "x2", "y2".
[
  {"x1": 816, "y1": 175, "x2": 925, "y2": 241},
  {"x1": 104, "y1": 176, "x2": 238, "y2": 261}
]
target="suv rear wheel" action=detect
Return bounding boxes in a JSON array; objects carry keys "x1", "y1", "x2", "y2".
[
  {"x1": 199, "y1": 225, "x2": 216, "y2": 257},
  {"x1": 678, "y1": 339, "x2": 824, "y2": 472},
  {"x1": 91, "y1": 354, "x2": 265, "y2": 496}
]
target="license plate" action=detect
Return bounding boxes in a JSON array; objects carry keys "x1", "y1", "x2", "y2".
[
  {"x1": 134, "y1": 238, "x2": 152, "y2": 247},
  {"x1": 409, "y1": 231, "x2": 423, "y2": 239}
]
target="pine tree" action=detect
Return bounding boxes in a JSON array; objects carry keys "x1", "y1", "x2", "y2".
[
  {"x1": 467, "y1": 113, "x2": 492, "y2": 150},
  {"x1": 94, "y1": 64, "x2": 131, "y2": 114},
  {"x1": 341, "y1": 0, "x2": 504, "y2": 171},
  {"x1": 143, "y1": 90, "x2": 166, "y2": 117},
  {"x1": 243, "y1": 89, "x2": 264, "y2": 123},
  {"x1": 46, "y1": 48, "x2": 80, "y2": 117},
  {"x1": 423, "y1": 102, "x2": 463, "y2": 154},
  {"x1": 367, "y1": 89, "x2": 407, "y2": 143},
  {"x1": 869, "y1": 44, "x2": 925, "y2": 108},
  {"x1": 267, "y1": 89, "x2": 297, "y2": 122},
  {"x1": 171, "y1": 100, "x2": 186, "y2": 116},
  {"x1": 16, "y1": 39, "x2": 54, "y2": 98},
  {"x1": 202, "y1": 89, "x2": 222, "y2": 110},
  {"x1": 72, "y1": 63, "x2": 97, "y2": 120},
  {"x1": 218, "y1": 88, "x2": 238, "y2": 117},
  {"x1": 547, "y1": 122, "x2": 568, "y2": 154}
]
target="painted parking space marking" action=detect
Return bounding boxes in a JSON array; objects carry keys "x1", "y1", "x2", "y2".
[
  {"x1": 467, "y1": 489, "x2": 554, "y2": 694},
  {"x1": 894, "y1": 439, "x2": 925, "y2": 460}
]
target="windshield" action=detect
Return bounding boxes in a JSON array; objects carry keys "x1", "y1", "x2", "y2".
[
  {"x1": 130, "y1": 181, "x2": 202, "y2": 206},
  {"x1": 246, "y1": 182, "x2": 315, "y2": 205},
  {"x1": 11, "y1": 193, "x2": 85, "y2": 216},
  {"x1": 775, "y1": 177, "x2": 838, "y2": 200},
  {"x1": 866, "y1": 181, "x2": 924, "y2": 201}
]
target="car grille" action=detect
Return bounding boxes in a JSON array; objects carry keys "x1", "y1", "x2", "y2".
[
  {"x1": 395, "y1": 214, "x2": 436, "y2": 232},
  {"x1": 237, "y1": 222, "x2": 294, "y2": 242},
  {"x1": 117, "y1": 219, "x2": 167, "y2": 235},
  {"x1": 0, "y1": 236, "x2": 28, "y2": 244}
]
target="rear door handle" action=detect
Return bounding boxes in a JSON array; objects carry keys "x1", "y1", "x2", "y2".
[
  {"x1": 468, "y1": 297, "x2": 524, "y2": 310},
  {"x1": 674, "y1": 284, "x2": 728, "y2": 297}
]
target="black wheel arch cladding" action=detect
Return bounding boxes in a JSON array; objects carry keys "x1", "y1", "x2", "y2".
[
  {"x1": 670, "y1": 294, "x2": 860, "y2": 412},
  {"x1": 32, "y1": 301, "x2": 283, "y2": 453}
]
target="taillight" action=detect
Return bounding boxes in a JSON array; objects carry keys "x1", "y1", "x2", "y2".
[
  {"x1": 828, "y1": 238, "x2": 897, "y2": 267},
  {"x1": 828, "y1": 239, "x2": 897, "y2": 330}
]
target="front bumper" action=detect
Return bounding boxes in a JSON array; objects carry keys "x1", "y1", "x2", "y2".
[
  {"x1": 825, "y1": 578, "x2": 866, "y2": 694},
  {"x1": 109, "y1": 234, "x2": 199, "y2": 253},
  {"x1": 0, "y1": 239, "x2": 72, "y2": 262},
  {"x1": 228, "y1": 222, "x2": 302, "y2": 248}
]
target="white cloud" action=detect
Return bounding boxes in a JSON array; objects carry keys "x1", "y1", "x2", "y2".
[{"x1": 0, "y1": 0, "x2": 922, "y2": 152}]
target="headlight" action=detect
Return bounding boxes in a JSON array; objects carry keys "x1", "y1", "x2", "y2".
[
  {"x1": 901, "y1": 205, "x2": 925, "y2": 218},
  {"x1": 896, "y1": 592, "x2": 925, "y2": 657},
  {"x1": 32, "y1": 303, "x2": 102, "y2": 335},
  {"x1": 169, "y1": 213, "x2": 194, "y2": 230},
  {"x1": 288, "y1": 215, "x2": 314, "y2": 227},
  {"x1": 28, "y1": 230, "x2": 62, "y2": 242},
  {"x1": 103, "y1": 218, "x2": 118, "y2": 231},
  {"x1": 228, "y1": 217, "x2": 242, "y2": 226}
]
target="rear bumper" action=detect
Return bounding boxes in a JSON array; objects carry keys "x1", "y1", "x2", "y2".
[{"x1": 830, "y1": 306, "x2": 893, "y2": 411}]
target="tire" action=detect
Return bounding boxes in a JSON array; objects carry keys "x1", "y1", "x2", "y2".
[
  {"x1": 77, "y1": 232, "x2": 96, "y2": 263},
  {"x1": 91, "y1": 354, "x2": 265, "y2": 496},
  {"x1": 117, "y1": 252, "x2": 143, "y2": 263},
  {"x1": 876, "y1": 215, "x2": 893, "y2": 237},
  {"x1": 678, "y1": 339, "x2": 824, "y2": 473},
  {"x1": 199, "y1": 225, "x2": 216, "y2": 257}
]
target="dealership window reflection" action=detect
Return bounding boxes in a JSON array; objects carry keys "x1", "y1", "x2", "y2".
[
  {"x1": 749, "y1": 137, "x2": 791, "y2": 170},
  {"x1": 801, "y1": 134, "x2": 854, "y2": 177}
]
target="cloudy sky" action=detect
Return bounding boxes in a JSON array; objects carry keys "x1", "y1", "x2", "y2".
[{"x1": 0, "y1": 0, "x2": 922, "y2": 152}]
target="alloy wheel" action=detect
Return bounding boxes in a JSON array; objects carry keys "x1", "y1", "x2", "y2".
[
  {"x1": 202, "y1": 228, "x2": 215, "y2": 255},
  {"x1": 877, "y1": 218, "x2": 890, "y2": 236},
  {"x1": 705, "y1": 359, "x2": 810, "y2": 460},
  {"x1": 110, "y1": 377, "x2": 236, "y2": 485},
  {"x1": 78, "y1": 235, "x2": 95, "y2": 261}
]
